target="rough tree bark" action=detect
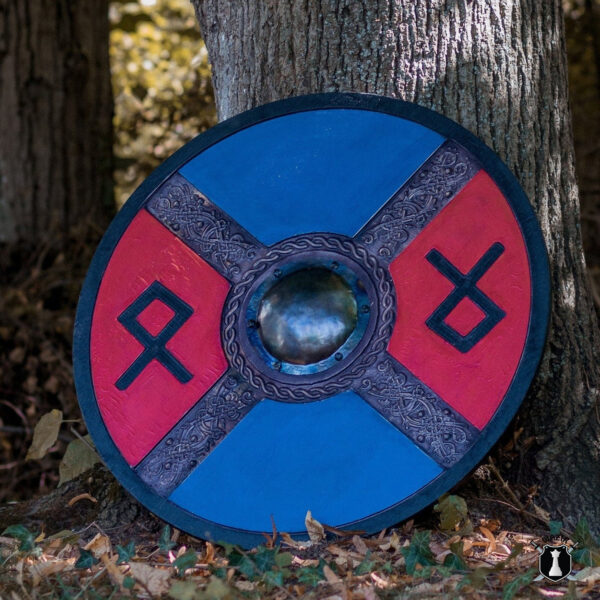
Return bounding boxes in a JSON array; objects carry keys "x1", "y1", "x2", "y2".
[
  {"x1": 193, "y1": 1, "x2": 600, "y2": 532},
  {"x1": 0, "y1": 0, "x2": 113, "y2": 243}
]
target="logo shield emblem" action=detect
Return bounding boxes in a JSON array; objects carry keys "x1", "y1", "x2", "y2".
[{"x1": 538, "y1": 544, "x2": 573, "y2": 582}]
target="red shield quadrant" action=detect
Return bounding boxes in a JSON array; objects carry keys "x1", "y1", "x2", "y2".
[
  {"x1": 388, "y1": 170, "x2": 531, "y2": 429},
  {"x1": 90, "y1": 210, "x2": 230, "y2": 465}
]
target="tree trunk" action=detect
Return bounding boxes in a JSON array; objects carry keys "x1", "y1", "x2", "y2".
[
  {"x1": 0, "y1": 0, "x2": 113, "y2": 243},
  {"x1": 192, "y1": 0, "x2": 600, "y2": 532}
]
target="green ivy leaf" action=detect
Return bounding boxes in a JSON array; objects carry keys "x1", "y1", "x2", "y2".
[
  {"x1": 574, "y1": 517, "x2": 599, "y2": 548},
  {"x1": 549, "y1": 520, "x2": 563, "y2": 536},
  {"x1": 568, "y1": 518, "x2": 600, "y2": 566},
  {"x1": 274, "y1": 552, "x2": 293, "y2": 568},
  {"x1": 572, "y1": 548, "x2": 591, "y2": 567},
  {"x1": 434, "y1": 565, "x2": 454, "y2": 578},
  {"x1": 572, "y1": 547, "x2": 600, "y2": 567},
  {"x1": 502, "y1": 568, "x2": 537, "y2": 600},
  {"x1": 263, "y1": 569, "x2": 284, "y2": 589},
  {"x1": 297, "y1": 559, "x2": 326, "y2": 587},
  {"x1": 443, "y1": 551, "x2": 467, "y2": 571},
  {"x1": 210, "y1": 566, "x2": 227, "y2": 579},
  {"x1": 443, "y1": 540, "x2": 467, "y2": 571},
  {"x1": 75, "y1": 549, "x2": 99, "y2": 569},
  {"x1": 498, "y1": 544, "x2": 523, "y2": 568},
  {"x1": 158, "y1": 525, "x2": 176, "y2": 552},
  {"x1": 169, "y1": 580, "x2": 199, "y2": 600},
  {"x1": 253, "y1": 546, "x2": 276, "y2": 573},
  {"x1": 434, "y1": 495, "x2": 469, "y2": 532},
  {"x1": 2, "y1": 524, "x2": 36, "y2": 552},
  {"x1": 173, "y1": 548, "x2": 198, "y2": 576},
  {"x1": 355, "y1": 551, "x2": 377, "y2": 575},
  {"x1": 199, "y1": 576, "x2": 231, "y2": 600},
  {"x1": 458, "y1": 566, "x2": 494, "y2": 591},
  {"x1": 123, "y1": 575, "x2": 135, "y2": 589},
  {"x1": 58, "y1": 435, "x2": 100, "y2": 486},
  {"x1": 116, "y1": 540, "x2": 136, "y2": 564},
  {"x1": 401, "y1": 530, "x2": 436, "y2": 575},
  {"x1": 227, "y1": 549, "x2": 256, "y2": 578},
  {"x1": 413, "y1": 565, "x2": 437, "y2": 578}
]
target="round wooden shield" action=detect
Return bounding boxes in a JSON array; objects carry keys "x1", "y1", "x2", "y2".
[{"x1": 74, "y1": 93, "x2": 549, "y2": 547}]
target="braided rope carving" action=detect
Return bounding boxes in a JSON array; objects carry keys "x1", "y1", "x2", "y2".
[{"x1": 222, "y1": 234, "x2": 396, "y2": 401}]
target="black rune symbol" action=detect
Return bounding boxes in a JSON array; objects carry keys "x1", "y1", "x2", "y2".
[
  {"x1": 115, "y1": 281, "x2": 193, "y2": 390},
  {"x1": 426, "y1": 242, "x2": 506, "y2": 353}
]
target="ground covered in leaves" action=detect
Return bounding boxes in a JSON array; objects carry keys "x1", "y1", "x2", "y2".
[{"x1": 1, "y1": 487, "x2": 600, "y2": 599}]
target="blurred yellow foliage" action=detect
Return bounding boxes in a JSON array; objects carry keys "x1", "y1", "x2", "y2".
[
  {"x1": 110, "y1": 0, "x2": 216, "y2": 206},
  {"x1": 563, "y1": 0, "x2": 600, "y2": 309}
]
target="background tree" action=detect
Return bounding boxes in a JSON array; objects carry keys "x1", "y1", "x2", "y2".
[
  {"x1": 0, "y1": 0, "x2": 113, "y2": 242},
  {"x1": 192, "y1": 0, "x2": 600, "y2": 532}
]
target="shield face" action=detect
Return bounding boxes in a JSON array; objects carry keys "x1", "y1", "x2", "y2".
[
  {"x1": 74, "y1": 93, "x2": 550, "y2": 547},
  {"x1": 539, "y1": 545, "x2": 572, "y2": 582}
]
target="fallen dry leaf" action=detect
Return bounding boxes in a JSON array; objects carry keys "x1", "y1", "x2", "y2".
[
  {"x1": 410, "y1": 581, "x2": 446, "y2": 595},
  {"x1": 29, "y1": 558, "x2": 75, "y2": 587},
  {"x1": 26, "y1": 409, "x2": 62, "y2": 460},
  {"x1": 532, "y1": 503, "x2": 551, "y2": 522},
  {"x1": 328, "y1": 544, "x2": 347, "y2": 557},
  {"x1": 292, "y1": 557, "x2": 320, "y2": 568},
  {"x1": 203, "y1": 541, "x2": 215, "y2": 564},
  {"x1": 235, "y1": 580, "x2": 256, "y2": 591},
  {"x1": 14, "y1": 559, "x2": 24, "y2": 587},
  {"x1": 379, "y1": 531, "x2": 400, "y2": 552},
  {"x1": 84, "y1": 533, "x2": 111, "y2": 559},
  {"x1": 481, "y1": 518, "x2": 501, "y2": 532},
  {"x1": 129, "y1": 562, "x2": 172, "y2": 595},
  {"x1": 362, "y1": 586, "x2": 379, "y2": 600},
  {"x1": 494, "y1": 543, "x2": 511, "y2": 556},
  {"x1": 305, "y1": 510, "x2": 325, "y2": 544},
  {"x1": 34, "y1": 531, "x2": 45, "y2": 543},
  {"x1": 479, "y1": 525, "x2": 497, "y2": 554},
  {"x1": 280, "y1": 531, "x2": 311, "y2": 549},
  {"x1": 575, "y1": 566, "x2": 600, "y2": 584},
  {"x1": 0, "y1": 536, "x2": 19, "y2": 549},
  {"x1": 101, "y1": 554, "x2": 125, "y2": 586},
  {"x1": 371, "y1": 572, "x2": 389, "y2": 588},
  {"x1": 353, "y1": 535, "x2": 368, "y2": 556},
  {"x1": 323, "y1": 564, "x2": 342, "y2": 584}
]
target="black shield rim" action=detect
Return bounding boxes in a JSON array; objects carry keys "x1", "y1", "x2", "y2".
[{"x1": 73, "y1": 92, "x2": 550, "y2": 548}]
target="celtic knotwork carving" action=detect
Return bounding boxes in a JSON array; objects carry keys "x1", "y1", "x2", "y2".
[
  {"x1": 356, "y1": 141, "x2": 479, "y2": 261},
  {"x1": 222, "y1": 234, "x2": 396, "y2": 402},
  {"x1": 147, "y1": 173, "x2": 264, "y2": 282},
  {"x1": 135, "y1": 370, "x2": 259, "y2": 496},
  {"x1": 358, "y1": 358, "x2": 478, "y2": 467}
]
